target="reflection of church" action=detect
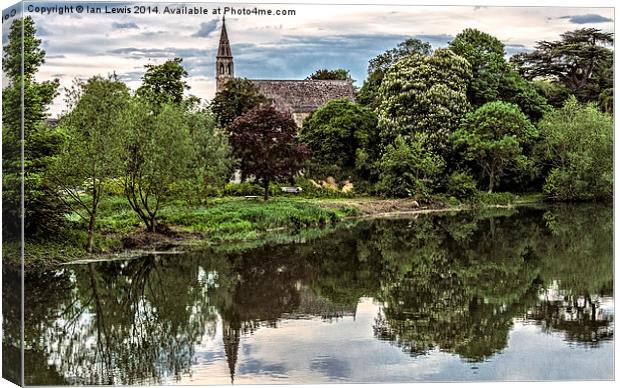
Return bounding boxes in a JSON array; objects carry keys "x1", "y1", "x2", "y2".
[{"x1": 215, "y1": 17, "x2": 356, "y2": 126}]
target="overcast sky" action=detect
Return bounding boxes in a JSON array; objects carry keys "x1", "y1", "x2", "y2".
[{"x1": 1, "y1": 1, "x2": 614, "y2": 116}]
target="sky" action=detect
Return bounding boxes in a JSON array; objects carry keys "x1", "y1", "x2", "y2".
[{"x1": 1, "y1": 1, "x2": 614, "y2": 117}]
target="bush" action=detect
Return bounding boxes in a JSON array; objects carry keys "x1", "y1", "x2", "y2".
[
  {"x1": 474, "y1": 192, "x2": 516, "y2": 206},
  {"x1": 374, "y1": 135, "x2": 445, "y2": 199},
  {"x1": 222, "y1": 182, "x2": 264, "y2": 196},
  {"x1": 537, "y1": 97, "x2": 612, "y2": 201},
  {"x1": 447, "y1": 171, "x2": 477, "y2": 199}
]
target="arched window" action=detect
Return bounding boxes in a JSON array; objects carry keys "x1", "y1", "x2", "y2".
[
  {"x1": 227, "y1": 64, "x2": 232, "y2": 75},
  {"x1": 220, "y1": 64, "x2": 224, "y2": 74}
]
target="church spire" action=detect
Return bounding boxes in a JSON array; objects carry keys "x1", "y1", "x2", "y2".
[{"x1": 216, "y1": 16, "x2": 234, "y2": 92}]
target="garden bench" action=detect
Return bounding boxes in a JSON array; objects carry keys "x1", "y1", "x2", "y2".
[
  {"x1": 244, "y1": 195, "x2": 259, "y2": 200},
  {"x1": 281, "y1": 186, "x2": 303, "y2": 194}
]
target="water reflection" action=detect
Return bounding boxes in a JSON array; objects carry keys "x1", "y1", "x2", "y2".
[{"x1": 15, "y1": 204, "x2": 613, "y2": 384}]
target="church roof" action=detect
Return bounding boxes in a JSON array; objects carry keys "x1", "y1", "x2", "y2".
[{"x1": 251, "y1": 79, "x2": 355, "y2": 113}]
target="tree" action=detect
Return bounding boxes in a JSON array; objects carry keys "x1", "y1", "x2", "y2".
[
  {"x1": 49, "y1": 75, "x2": 130, "y2": 252},
  {"x1": 2, "y1": 16, "x2": 66, "y2": 238},
  {"x1": 376, "y1": 48, "x2": 472, "y2": 153},
  {"x1": 449, "y1": 28, "x2": 550, "y2": 121},
  {"x1": 306, "y1": 68, "x2": 353, "y2": 81},
  {"x1": 136, "y1": 57, "x2": 190, "y2": 105},
  {"x1": 210, "y1": 78, "x2": 268, "y2": 127},
  {"x1": 511, "y1": 29, "x2": 613, "y2": 107},
  {"x1": 227, "y1": 105, "x2": 308, "y2": 200},
  {"x1": 186, "y1": 107, "x2": 234, "y2": 203},
  {"x1": 299, "y1": 99, "x2": 378, "y2": 180},
  {"x1": 358, "y1": 38, "x2": 432, "y2": 108},
  {"x1": 451, "y1": 101, "x2": 538, "y2": 193},
  {"x1": 449, "y1": 28, "x2": 507, "y2": 107},
  {"x1": 121, "y1": 99, "x2": 194, "y2": 232},
  {"x1": 374, "y1": 135, "x2": 445, "y2": 199},
  {"x1": 536, "y1": 97, "x2": 612, "y2": 201}
]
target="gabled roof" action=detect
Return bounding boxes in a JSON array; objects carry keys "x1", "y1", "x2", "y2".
[{"x1": 251, "y1": 79, "x2": 355, "y2": 113}]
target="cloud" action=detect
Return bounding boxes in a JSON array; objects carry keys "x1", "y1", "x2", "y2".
[
  {"x1": 560, "y1": 14, "x2": 613, "y2": 24},
  {"x1": 310, "y1": 356, "x2": 351, "y2": 380},
  {"x1": 192, "y1": 20, "x2": 219, "y2": 37},
  {"x1": 112, "y1": 22, "x2": 139, "y2": 29}
]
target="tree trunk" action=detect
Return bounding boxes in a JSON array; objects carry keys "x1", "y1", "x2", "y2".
[
  {"x1": 263, "y1": 180, "x2": 270, "y2": 201},
  {"x1": 488, "y1": 171, "x2": 494, "y2": 193},
  {"x1": 148, "y1": 217, "x2": 157, "y2": 233},
  {"x1": 87, "y1": 210, "x2": 96, "y2": 253}
]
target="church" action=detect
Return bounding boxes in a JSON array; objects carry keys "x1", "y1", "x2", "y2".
[{"x1": 215, "y1": 17, "x2": 356, "y2": 126}]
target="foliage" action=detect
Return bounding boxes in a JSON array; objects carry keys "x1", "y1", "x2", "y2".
[
  {"x1": 374, "y1": 135, "x2": 445, "y2": 198},
  {"x1": 2, "y1": 16, "x2": 66, "y2": 238},
  {"x1": 446, "y1": 171, "x2": 478, "y2": 199},
  {"x1": 120, "y1": 98, "x2": 195, "y2": 231},
  {"x1": 376, "y1": 48, "x2": 472, "y2": 153},
  {"x1": 185, "y1": 108, "x2": 234, "y2": 204},
  {"x1": 210, "y1": 78, "x2": 268, "y2": 127},
  {"x1": 357, "y1": 38, "x2": 432, "y2": 108},
  {"x1": 449, "y1": 28, "x2": 507, "y2": 106},
  {"x1": 136, "y1": 57, "x2": 190, "y2": 105},
  {"x1": 511, "y1": 28, "x2": 613, "y2": 110},
  {"x1": 449, "y1": 28, "x2": 550, "y2": 121},
  {"x1": 306, "y1": 68, "x2": 353, "y2": 81},
  {"x1": 452, "y1": 101, "x2": 538, "y2": 193},
  {"x1": 532, "y1": 80, "x2": 572, "y2": 108},
  {"x1": 50, "y1": 75, "x2": 130, "y2": 251},
  {"x1": 299, "y1": 99, "x2": 379, "y2": 180},
  {"x1": 536, "y1": 97, "x2": 612, "y2": 201},
  {"x1": 227, "y1": 105, "x2": 309, "y2": 200}
]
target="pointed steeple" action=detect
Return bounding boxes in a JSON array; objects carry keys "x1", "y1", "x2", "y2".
[
  {"x1": 216, "y1": 16, "x2": 234, "y2": 92},
  {"x1": 222, "y1": 318, "x2": 240, "y2": 384},
  {"x1": 217, "y1": 16, "x2": 232, "y2": 57}
]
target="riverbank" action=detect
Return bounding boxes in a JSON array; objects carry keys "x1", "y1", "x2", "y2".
[{"x1": 7, "y1": 193, "x2": 545, "y2": 268}]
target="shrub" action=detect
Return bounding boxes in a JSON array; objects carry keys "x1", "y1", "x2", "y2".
[{"x1": 447, "y1": 171, "x2": 477, "y2": 199}]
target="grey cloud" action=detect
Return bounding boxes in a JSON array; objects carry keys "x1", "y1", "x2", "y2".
[
  {"x1": 112, "y1": 22, "x2": 139, "y2": 29},
  {"x1": 560, "y1": 14, "x2": 612, "y2": 24},
  {"x1": 504, "y1": 43, "x2": 532, "y2": 56},
  {"x1": 237, "y1": 358, "x2": 287, "y2": 377},
  {"x1": 192, "y1": 19, "x2": 219, "y2": 37},
  {"x1": 37, "y1": 25, "x2": 51, "y2": 36}
]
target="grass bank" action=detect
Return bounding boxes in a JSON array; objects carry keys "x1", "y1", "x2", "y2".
[{"x1": 9, "y1": 192, "x2": 543, "y2": 267}]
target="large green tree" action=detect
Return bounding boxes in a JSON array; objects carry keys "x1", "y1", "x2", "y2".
[
  {"x1": 358, "y1": 38, "x2": 432, "y2": 108},
  {"x1": 452, "y1": 101, "x2": 538, "y2": 193},
  {"x1": 227, "y1": 105, "x2": 308, "y2": 200},
  {"x1": 376, "y1": 48, "x2": 472, "y2": 153},
  {"x1": 536, "y1": 97, "x2": 613, "y2": 201},
  {"x1": 185, "y1": 107, "x2": 234, "y2": 204},
  {"x1": 2, "y1": 16, "x2": 65, "y2": 238},
  {"x1": 120, "y1": 99, "x2": 194, "y2": 232},
  {"x1": 136, "y1": 57, "x2": 190, "y2": 105},
  {"x1": 49, "y1": 75, "x2": 130, "y2": 252},
  {"x1": 511, "y1": 28, "x2": 613, "y2": 111},
  {"x1": 299, "y1": 99, "x2": 378, "y2": 180},
  {"x1": 210, "y1": 78, "x2": 268, "y2": 127},
  {"x1": 449, "y1": 28, "x2": 550, "y2": 121}
]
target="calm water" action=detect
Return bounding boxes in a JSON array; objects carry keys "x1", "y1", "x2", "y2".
[{"x1": 9, "y1": 204, "x2": 614, "y2": 384}]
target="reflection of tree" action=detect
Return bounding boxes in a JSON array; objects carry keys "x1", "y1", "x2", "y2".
[{"x1": 22, "y1": 204, "x2": 613, "y2": 384}]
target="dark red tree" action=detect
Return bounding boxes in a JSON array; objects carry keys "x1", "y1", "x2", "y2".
[{"x1": 227, "y1": 105, "x2": 309, "y2": 200}]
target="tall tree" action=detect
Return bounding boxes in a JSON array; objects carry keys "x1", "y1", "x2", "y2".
[
  {"x1": 227, "y1": 105, "x2": 308, "y2": 200},
  {"x1": 306, "y1": 68, "x2": 353, "y2": 81},
  {"x1": 511, "y1": 28, "x2": 613, "y2": 108},
  {"x1": 50, "y1": 75, "x2": 130, "y2": 252},
  {"x1": 136, "y1": 57, "x2": 190, "y2": 105},
  {"x1": 449, "y1": 28, "x2": 550, "y2": 121},
  {"x1": 2, "y1": 16, "x2": 65, "y2": 238},
  {"x1": 376, "y1": 48, "x2": 472, "y2": 153},
  {"x1": 121, "y1": 99, "x2": 194, "y2": 232},
  {"x1": 210, "y1": 78, "x2": 268, "y2": 127},
  {"x1": 451, "y1": 101, "x2": 538, "y2": 193},
  {"x1": 186, "y1": 107, "x2": 234, "y2": 204},
  {"x1": 299, "y1": 99, "x2": 379, "y2": 180},
  {"x1": 358, "y1": 38, "x2": 432, "y2": 108}
]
